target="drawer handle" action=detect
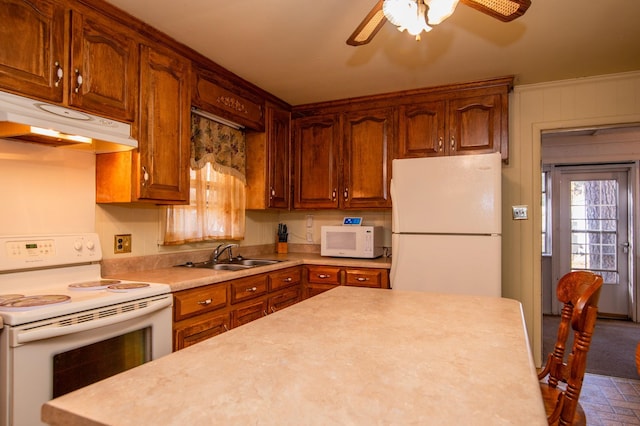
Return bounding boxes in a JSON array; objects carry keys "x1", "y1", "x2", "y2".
[
  {"x1": 356, "y1": 277, "x2": 369, "y2": 282},
  {"x1": 223, "y1": 324, "x2": 229, "y2": 332},
  {"x1": 197, "y1": 298, "x2": 212, "y2": 305},
  {"x1": 263, "y1": 310, "x2": 268, "y2": 316},
  {"x1": 271, "y1": 306, "x2": 277, "y2": 313},
  {"x1": 282, "y1": 277, "x2": 292, "y2": 282},
  {"x1": 317, "y1": 274, "x2": 331, "y2": 279},
  {"x1": 245, "y1": 286, "x2": 257, "y2": 292}
]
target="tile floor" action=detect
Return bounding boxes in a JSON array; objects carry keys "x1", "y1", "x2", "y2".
[{"x1": 580, "y1": 373, "x2": 640, "y2": 425}]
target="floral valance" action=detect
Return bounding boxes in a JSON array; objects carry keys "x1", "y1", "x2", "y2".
[{"x1": 191, "y1": 114, "x2": 246, "y2": 183}]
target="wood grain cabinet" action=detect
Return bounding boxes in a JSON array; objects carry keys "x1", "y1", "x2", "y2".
[
  {"x1": 293, "y1": 107, "x2": 392, "y2": 209},
  {"x1": 0, "y1": 0, "x2": 138, "y2": 122},
  {"x1": 304, "y1": 265, "x2": 390, "y2": 298},
  {"x1": 246, "y1": 103, "x2": 291, "y2": 209},
  {"x1": 96, "y1": 44, "x2": 191, "y2": 204},
  {"x1": 342, "y1": 108, "x2": 393, "y2": 208},
  {"x1": 293, "y1": 114, "x2": 341, "y2": 209},
  {"x1": 0, "y1": 0, "x2": 65, "y2": 102},
  {"x1": 173, "y1": 282, "x2": 229, "y2": 350}
]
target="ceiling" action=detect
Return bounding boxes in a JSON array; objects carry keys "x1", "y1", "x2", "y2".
[{"x1": 104, "y1": 0, "x2": 640, "y2": 106}]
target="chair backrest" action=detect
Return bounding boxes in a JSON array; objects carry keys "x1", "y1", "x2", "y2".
[{"x1": 540, "y1": 270, "x2": 603, "y2": 424}]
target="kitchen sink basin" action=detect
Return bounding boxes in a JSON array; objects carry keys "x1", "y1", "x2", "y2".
[{"x1": 175, "y1": 258, "x2": 282, "y2": 270}]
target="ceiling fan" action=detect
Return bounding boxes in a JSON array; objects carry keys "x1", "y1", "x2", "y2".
[{"x1": 347, "y1": 0, "x2": 531, "y2": 46}]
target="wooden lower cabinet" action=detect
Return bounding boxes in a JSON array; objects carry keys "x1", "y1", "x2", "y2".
[
  {"x1": 174, "y1": 312, "x2": 230, "y2": 351},
  {"x1": 231, "y1": 299, "x2": 267, "y2": 328},
  {"x1": 304, "y1": 265, "x2": 390, "y2": 298},
  {"x1": 172, "y1": 266, "x2": 303, "y2": 351}
]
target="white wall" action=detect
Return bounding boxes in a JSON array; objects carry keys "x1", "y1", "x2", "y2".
[{"x1": 505, "y1": 71, "x2": 640, "y2": 366}]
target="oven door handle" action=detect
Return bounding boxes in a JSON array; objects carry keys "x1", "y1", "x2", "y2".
[{"x1": 13, "y1": 296, "x2": 172, "y2": 345}]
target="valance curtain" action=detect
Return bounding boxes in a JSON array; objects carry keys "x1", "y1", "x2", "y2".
[{"x1": 163, "y1": 114, "x2": 246, "y2": 245}]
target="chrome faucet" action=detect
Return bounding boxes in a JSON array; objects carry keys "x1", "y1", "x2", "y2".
[{"x1": 210, "y1": 243, "x2": 238, "y2": 263}]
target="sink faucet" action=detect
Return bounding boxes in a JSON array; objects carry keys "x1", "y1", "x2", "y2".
[{"x1": 210, "y1": 243, "x2": 238, "y2": 263}]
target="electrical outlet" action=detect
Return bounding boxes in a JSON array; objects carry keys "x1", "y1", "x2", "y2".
[
  {"x1": 512, "y1": 205, "x2": 528, "y2": 220},
  {"x1": 114, "y1": 234, "x2": 132, "y2": 253}
]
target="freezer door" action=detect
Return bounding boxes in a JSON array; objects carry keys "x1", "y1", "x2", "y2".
[
  {"x1": 390, "y1": 233, "x2": 501, "y2": 297},
  {"x1": 391, "y1": 152, "x2": 501, "y2": 235}
]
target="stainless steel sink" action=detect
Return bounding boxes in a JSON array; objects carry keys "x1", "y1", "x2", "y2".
[{"x1": 176, "y1": 258, "x2": 281, "y2": 270}]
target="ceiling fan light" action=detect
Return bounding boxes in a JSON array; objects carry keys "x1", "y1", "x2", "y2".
[
  {"x1": 425, "y1": 0, "x2": 460, "y2": 25},
  {"x1": 383, "y1": 0, "x2": 432, "y2": 38}
]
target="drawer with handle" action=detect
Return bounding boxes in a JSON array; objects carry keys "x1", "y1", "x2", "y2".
[
  {"x1": 173, "y1": 283, "x2": 227, "y2": 321},
  {"x1": 344, "y1": 268, "x2": 386, "y2": 288},
  {"x1": 305, "y1": 266, "x2": 341, "y2": 285},
  {"x1": 230, "y1": 274, "x2": 269, "y2": 304},
  {"x1": 269, "y1": 267, "x2": 302, "y2": 292}
]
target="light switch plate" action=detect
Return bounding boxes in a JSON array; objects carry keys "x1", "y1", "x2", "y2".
[{"x1": 512, "y1": 205, "x2": 528, "y2": 220}]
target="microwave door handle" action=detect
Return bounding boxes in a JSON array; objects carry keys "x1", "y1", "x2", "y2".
[{"x1": 12, "y1": 296, "x2": 172, "y2": 345}]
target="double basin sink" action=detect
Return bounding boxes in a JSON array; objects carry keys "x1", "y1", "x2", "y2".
[{"x1": 176, "y1": 258, "x2": 282, "y2": 271}]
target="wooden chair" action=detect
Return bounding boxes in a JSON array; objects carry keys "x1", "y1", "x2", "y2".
[{"x1": 538, "y1": 271, "x2": 603, "y2": 425}]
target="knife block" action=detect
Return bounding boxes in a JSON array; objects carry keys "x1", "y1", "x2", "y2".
[{"x1": 276, "y1": 242, "x2": 288, "y2": 254}]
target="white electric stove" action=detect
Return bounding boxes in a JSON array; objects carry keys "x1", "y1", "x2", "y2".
[{"x1": 0, "y1": 233, "x2": 172, "y2": 426}]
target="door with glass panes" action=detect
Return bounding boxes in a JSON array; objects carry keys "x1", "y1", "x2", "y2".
[{"x1": 554, "y1": 166, "x2": 631, "y2": 318}]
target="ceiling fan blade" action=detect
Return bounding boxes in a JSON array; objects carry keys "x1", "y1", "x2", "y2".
[
  {"x1": 460, "y1": 0, "x2": 531, "y2": 22},
  {"x1": 346, "y1": 0, "x2": 387, "y2": 46}
]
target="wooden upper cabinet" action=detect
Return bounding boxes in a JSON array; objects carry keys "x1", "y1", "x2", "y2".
[
  {"x1": 397, "y1": 101, "x2": 446, "y2": 158},
  {"x1": 342, "y1": 108, "x2": 393, "y2": 208},
  {"x1": 293, "y1": 114, "x2": 341, "y2": 209},
  {"x1": 0, "y1": 0, "x2": 65, "y2": 102},
  {"x1": 246, "y1": 103, "x2": 291, "y2": 210},
  {"x1": 192, "y1": 66, "x2": 265, "y2": 131},
  {"x1": 137, "y1": 44, "x2": 191, "y2": 202},
  {"x1": 397, "y1": 83, "x2": 510, "y2": 160},
  {"x1": 448, "y1": 93, "x2": 503, "y2": 156},
  {"x1": 96, "y1": 43, "x2": 191, "y2": 204},
  {"x1": 0, "y1": 1, "x2": 138, "y2": 123},
  {"x1": 68, "y1": 9, "x2": 138, "y2": 122}
]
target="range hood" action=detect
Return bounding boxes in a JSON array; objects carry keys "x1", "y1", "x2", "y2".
[{"x1": 0, "y1": 90, "x2": 137, "y2": 153}]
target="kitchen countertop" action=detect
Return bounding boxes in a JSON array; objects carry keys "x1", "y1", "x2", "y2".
[
  {"x1": 42, "y1": 286, "x2": 546, "y2": 425},
  {"x1": 105, "y1": 253, "x2": 391, "y2": 293}
]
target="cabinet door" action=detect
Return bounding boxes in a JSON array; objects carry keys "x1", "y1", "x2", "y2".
[
  {"x1": 231, "y1": 299, "x2": 267, "y2": 328},
  {"x1": 342, "y1": 108, "x2": 393, "y2": 208},
  {"x1": 0, "y1": 0, "x2": 65, "y2": 101},
  {"x1": 68, "y1": 10, "x2": 138, "y2": 122},
  {"x1": 267, "y1": 105, "x2": 291, "y2": 209},
  {"x1": 448, "y1": 94, "x2": 503, "y2": 155},
  {"x1": 137, "y1": 44, "x2": 191, "y2": 202},
  {"x1": 293, "y1": 115, "x2": 340, "y2": 209},
  {"x1": 267, "y1": 287, "x2": 301, "y2": 313},
  {"x1": 174, "y1": 312, "x2": 230, "y2": 351},
  {"x1": 397, "y1": 101, "x2": 446, "y2": 158}
]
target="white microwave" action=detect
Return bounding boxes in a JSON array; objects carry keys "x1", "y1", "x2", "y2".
[{"x1": 320, "y1": 226, "x2": 384, "y2": 258}]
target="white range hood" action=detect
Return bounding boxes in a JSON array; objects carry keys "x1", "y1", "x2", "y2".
[{"x1": 0, "y1": 90, "x2": 137, "y2": 153}]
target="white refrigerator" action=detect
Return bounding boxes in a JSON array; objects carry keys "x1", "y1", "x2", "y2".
[{"x1": 390, "y1": 152, "x2": 502, "y2": 297}]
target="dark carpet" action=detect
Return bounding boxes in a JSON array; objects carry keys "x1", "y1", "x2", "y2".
[{"x1": 543, "y1": 315, "x2": 640, "y2": 380}]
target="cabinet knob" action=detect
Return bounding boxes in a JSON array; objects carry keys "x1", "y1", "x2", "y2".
[
  {"x1": 197, "y1": 298, "x2": 212, "y2": 305},
  {"x1": 317, "y1": 274, "x2": 330, "y2": 279},
  {"x1": 54, "y1": 62, "x2": 63, "y2": 88},
  {"x1": 245, "y1": 286, "x2": 257, "y2": 292},
  {"x1": 74, "y1": 68, "x2": 83, "y2": 94},
  {"x1": 283, "y1": 277, "x2": 292, "y2": 282},
  {"x1": 343, "y1": 187, "x2": 349, "y2": 200},
  {"x1": 331, "y1": 188, "x2": 337, "y2": 201},
  {"x1": 356, "y1": 277, "x2": 369, "y2": 282},
  {"x1": 438, "y1": 137, "x2": 443, "y2": 151},
  {"x1": 270, "y1": 187, "x2": 275, "y2": 199},
  {"x1": 450, "y1": 137, "x2": 455, "y2": 151},
  {"x1": 142, "y1": 166, "x2": 149, "y2": 186}
]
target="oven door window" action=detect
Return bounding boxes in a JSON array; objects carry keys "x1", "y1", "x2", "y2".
[{"x1": 53, "y1": 327, "x2": 151, "y2": 398}]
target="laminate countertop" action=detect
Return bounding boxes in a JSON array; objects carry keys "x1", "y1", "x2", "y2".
[
  {"x1": 104, "y1": 253, "x2": 391, "y2": 292},
  {"x1": 42, "y1": 286, "x2": 545, "y2": 425}
]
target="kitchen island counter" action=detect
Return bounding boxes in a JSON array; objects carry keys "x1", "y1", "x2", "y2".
[{"x1": 42, "y1": 286, "x2": 546, "y2": 425}]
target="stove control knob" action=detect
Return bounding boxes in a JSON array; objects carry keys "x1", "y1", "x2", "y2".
[
  {"x1": 86, "y1": 240, "x2": 95, "y2": 251},
  {"x1": 74, "y1": 240, "x2": 83, "y2": 251}
]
